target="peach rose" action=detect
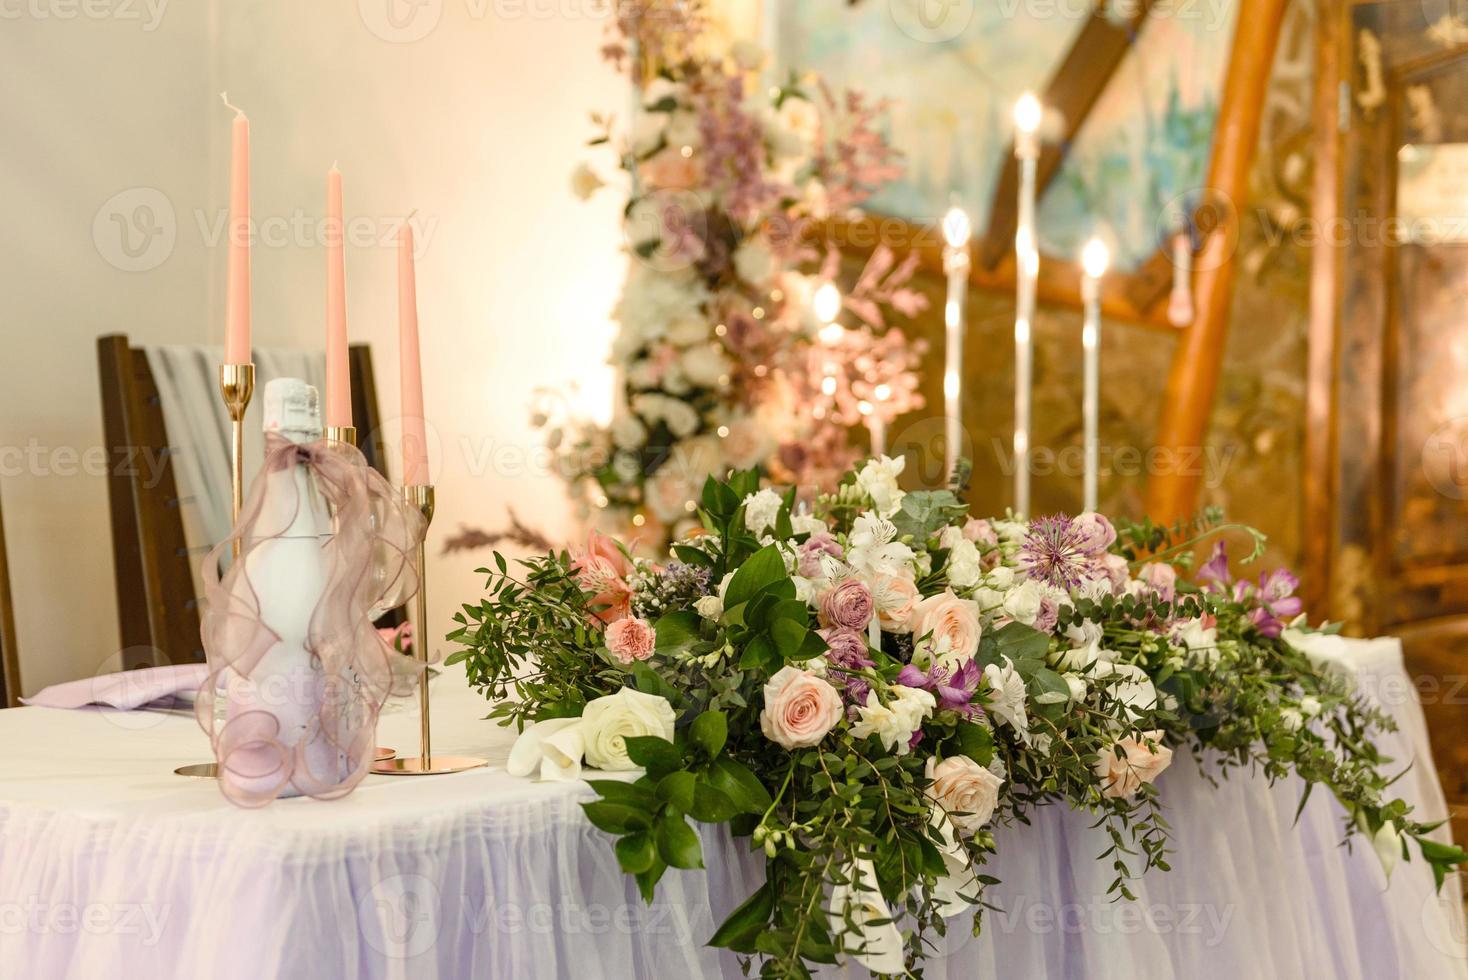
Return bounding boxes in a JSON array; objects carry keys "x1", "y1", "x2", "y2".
[
  {"x1": 873, "y1": 574, "x2": 921, "y2": 633},
  {"x1": 759, "y1": 666, "x2": 843, "y2": 750},
  {"x1": 910, "y1": 590, "x2": 981, "y2": 663},
  {"x1": 926, "y1": 755, "x2": 1004, "y2": 835},
  {"x1": 639, "y1": 147, "x2": 704, "y2": 190},
  {"x1": 1095, "y1": 731, "x2": 1174, "y2": 800},
  {"x1": 605, "y1": 616, "x2": 657, "y2": 664}
]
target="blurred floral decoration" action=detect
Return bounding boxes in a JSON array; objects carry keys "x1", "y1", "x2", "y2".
[{"x1": 533, "y1": 0, "x2": 927, "y2": 547}]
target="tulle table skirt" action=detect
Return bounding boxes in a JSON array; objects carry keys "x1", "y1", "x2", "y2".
[{"x1": 0, "y1": 639, "x2": 1463, "y2": 979}]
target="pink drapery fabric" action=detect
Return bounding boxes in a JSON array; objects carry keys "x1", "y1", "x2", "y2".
[{"x1": 196, "y1": 434, "x2": 427, "y2": 807}]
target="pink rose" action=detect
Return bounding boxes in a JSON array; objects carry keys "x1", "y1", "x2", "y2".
[
  {"x1": 874, "y1": 574, "x2": 921, "y2": 633},
  {"x1": 819, "y1": 578, "x2": 874, "y2": 631},
  {"x1": 638, "y1": 147, "x2": 704, "y2": 190},
  {"x1": 1138, "y1": 562, "x2": 1177, "y2": 602},
  {"x1": 1099, "y1": 554, "x2": 1129, "y2": 594},
  {"x1": 962, "y1": 518, "x2": 999, "y2": 548},
  {"x1": 605, "y1": 616, "x2": 657, "y2": 664},
  {"x1": 798, "y1": 532, "x2": 844, "y2": 578},
  {"x1": 572, "y1": 529, "x2": 635, "y2": 624},
  {"x1": 1073, "y1": 512, "x2": 1117, "y2": 555},
  {"x1": 1095, "y1": 730, "x2": 1174, "y2": 799},
  {"x1": 759, "y1": 666, "x2": 844, "y2": 749},
  {"x1": 910, "y1": 590, "x2": 982, "y2": 663},
  {"x1": 927, "y1": 755, "x2": 1004, "y2": 835}
]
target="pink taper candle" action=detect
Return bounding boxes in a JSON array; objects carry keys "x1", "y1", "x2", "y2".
[
  {"x1": 325, "y1": 165, "x2": 352, "y2": 429},
  {"x1": 222, "y1": 94, "x2": 251, "y2": 365},
  {"x1": 398, "y1": 217, "x2": 429, "y2": 486}
]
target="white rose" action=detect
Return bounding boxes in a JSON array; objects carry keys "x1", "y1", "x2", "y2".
[
  {"x1": 611, "y1": 414, "x2": 648, "y2": 450},
  {"x1": 945, "y1": 538, "x2": 983, "y2": 591},
  {"x1": 666, "y1": 315, "x2": 709, "y2": 347},
  {"x1": 646, "y1": 466, "x2": 696, "y2": 523},
  {"x1": 570, "y1": 162, "x2": 604, "y2": 200},
  {"x1": 733, "y1": 236, "x2": 777, "y2": 288},
  {"x1": 995, "y1": 519, "x2": 1028, "y2": 543},
  {"x1": 926, "y1": 755, "x2": 1002, "y2": 836},
  {"x1": 694, "y1": 594, "x2": 723, "y2": 620},
  {"x1": 1300, "y1": 695, "x2": 1322, "y2": 717},
  {"x1": 768, "y1": 95, "x2": 821, "y2": 159},
  {"x1": 856, "y1": 455, "x2": 907, "y2": 518},
  {"x1": 986, "y1": 565, "x2": 1016, "y2": 590},
  {"x1": 743, "y1": 487, "x2": 783, "y2": 535},
  {"x1": 630, "y1": 111, "x2": 667, "y2": 156},
  {"x1": 722, "y1": 416, "x2": 776, "y2": 471},
  {"x1": 792, "y1": 513, "x2": 828, "y2": 536},
  {"x1": 828, "y1": 858, "x2": 905, "y2": 975},
  {"x1": 680, "y1": 345, "x2": 728, "y2": 388},
  {"x1": 641, "y1": 77, "x2": 684, "y2": 108},
  {"x1": 1001, "y1": 579, "x2": 1045, "y2": 626},
  {"x1": 1064, "y1": 673, "x2": 1088, "y2": 704},
  {"x1": 580, "y1": 688, "x2": 677, "y2": 771},
  {"x1": 1279, "y1": 707, "x2": 1304, "y2": 732}
]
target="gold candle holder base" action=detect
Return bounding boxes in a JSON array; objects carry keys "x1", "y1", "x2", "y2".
[
  {"x1": 372, "y1": 484, "x2": 487, "y2": 777},
  {"x1": 174, "y1": 762, "x2": 218, "y2": 778}
]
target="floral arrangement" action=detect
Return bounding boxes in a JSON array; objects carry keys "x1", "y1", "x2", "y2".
[
  {"x1": 448, "y1": 457, "x2": 1467, "y2": 977},
  {"x1": 538, "y1": 0, "x2": 928, "y2": 546}
]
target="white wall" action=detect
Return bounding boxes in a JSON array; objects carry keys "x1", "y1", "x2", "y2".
[{"x1": 0, "y1": 2, "x2": 626, "y2": 692}]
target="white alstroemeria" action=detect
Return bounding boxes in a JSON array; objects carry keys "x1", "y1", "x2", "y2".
[
  {"x1": 1175, "y1": 618, "x2": 1220, "y2": 666},
  {"x1": 851, "y1": 686, "x2": 932, "y2": 755},
  {"x1": 1092, "y1": 661, "x2": 1158, "y2": 720},
  {"x1": 791, "y1": 575, "x2": 816, "y2": 604},
  {"x1": 847, "y1": 513, "x2": 916, "y2": 580},
  {"x1": 1373, "y1": 820, "x2": 1400, "y2": 879},
  {"x1": 1052, "y1": 620, "x2": 1102, "y2": 671},
  {"x1": 945, "y1": 537, "x2": 984, "y2": 591},
  {"x1": 694, "y1": 594, "x2": 723, "y2": 621},
  {"x1": 1077, "y1": 574, "x2": 1114, "y2": 602},
  {"x1": 855, "y1": 455, "x2": 907, "y2": 518},
  {"x1": 507, "y1": 718, "x2": 585, "y2": 782},
  {"x1": 982, "y1": 660, "x2": 1030, "y2": 744},
  {"x1": 1001, "y1": 579, "x2": 1045, "y2": 626},
  {"x1": 829, "y1": 858, "x2": 906, "y2": 976},
  {"x1": 743, "y1": 488, "x2": 784, "y2": 536}
]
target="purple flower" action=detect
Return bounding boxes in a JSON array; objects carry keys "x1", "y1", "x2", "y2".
[
  {"x1": 1033, "y1": 596, "x2": 1059, "y2": 634},
  {"x1": 898, "y1": 659, "x2": 981, "y2": 717},
  {"x1": 821, "y1": 628, "x2": 874, "y2": 704},
  {"x1": 1247, "y1": 568, "x2": 1302, "y2": 637},
  {"x1": 1018, "y1": 515, "x2": 1095, "y2": 591},
  {"x1": 819, "y1": 578, "x2": 874, "y2": 631},
  {"x1": 1197, "y1": 541, "x2": 1232, "y2": 590}
]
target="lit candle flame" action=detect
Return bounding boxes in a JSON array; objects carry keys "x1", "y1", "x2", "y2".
[
  {"x1": 1082, "y1": 237, "x2": 1110, "y2": 280},
  {"x1": 942, "y1": 206, "x2": 971, "y2": 249},
  {"x1": 1013, "y1": 92, "x2": 1042, "y2": 135}
]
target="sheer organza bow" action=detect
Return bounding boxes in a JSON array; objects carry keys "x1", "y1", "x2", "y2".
[{"x1": 196, "y1": 434, "x2": 427, "y2": 806}]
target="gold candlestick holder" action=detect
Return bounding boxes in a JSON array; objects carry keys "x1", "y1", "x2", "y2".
[
  {"x1": 175, "y1": 362, "x2": 258, "y2": 779},
  {"x1": 372, "y1": 484, "x2": 487, "y2": 776}
]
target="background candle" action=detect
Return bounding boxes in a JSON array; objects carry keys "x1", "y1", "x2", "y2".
[
  {"x1": 941, "y1": 204, "x2": 971, "y2": 480},
  {"x1": 1080, "y1": 237, "x2": 1109, "y2": 513},
  {"x1": 325, "y1": 165, "x2": 351, "y2": 430},
  {"x1": 398, "y1": 219, "x2": 430, "y2": 486},
  {"x1": 223, "y1": 95, "x2": 251, "y2": 365},
  {"x1": 1012, "y1": 92, "x2": 1042, "y2": 517}
]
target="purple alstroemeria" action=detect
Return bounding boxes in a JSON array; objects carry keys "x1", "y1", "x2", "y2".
[
  {"x1": 1247, "y1": 567, "x2": 1302, "y2": 638},
  {"x1": 1197, "y1": 541, "x2": 1232, "y2": 590},
  {"x1": 897, "y1": 659, "x2": 981, "y2": 717}
]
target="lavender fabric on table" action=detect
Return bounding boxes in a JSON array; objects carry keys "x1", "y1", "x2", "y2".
[
  {"x1": 19, "y1": 663, "x2": 208, "y2": 711},
  {"x1": 0, "y1": 643, "x2": 1464, "y2": 979}
]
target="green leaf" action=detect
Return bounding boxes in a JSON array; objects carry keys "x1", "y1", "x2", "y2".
[
  {"x1": 653, "y1": 610, "x2": 701, "y2": 652},
  {"x1": 707, "y1": 881, "x2": 774, "y2": 952},
  {"x1": 1029, "y1": 668, "x2": 1072, "y2": 705},
  {"x1": 656, "y1": 770, "x2": 697, "y2": 811},
  {"x1": 624, "y1": 735, "x2": 681, "y2": 777},
  {"x1": 656, "y1": 812, "x2": 704, "y2": 869},
  {"x1": 615, "y1": 832, "x2": 656, "y2": 874},
  {"x1": 690, "y1": 710, "x2": 728, "y2": 757},
  {"x1": 630, "y1": 663, "x2": 679, "y2": 704},
  {"x1": 953, "y1": 721, "x2": 994, "y2": 766},
  {"x1": 724, "y1": 545, "x2": 789, "y2": 609},
  {"x1": 672, "y1": 545, "x2": 714, "y2": 568},
  {"x1": 582, "y1": 801, "x2": 652, "y2": 834},
  {"x1": 889, "y1": 490, "x2": 969, "y2": 540},
  {"x1": 688, "y1": 780, "x2": 740, "y2": 823},
  {"x1": 708, "y1": 756, "x2": 773, "y2": 814},
  {"x1": 770, "y1": 618, "x2": 811, "y2": 661},
  {"x1": 586, "y1": 779, "x2": 656, "y2": 809},
  {"x1": 738, "y1": 635, "x2": 779, "y2": 673}
]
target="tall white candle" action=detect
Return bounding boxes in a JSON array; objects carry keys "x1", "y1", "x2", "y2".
[
  {"x1": 1013, "y1": 93, "x2": 1042, "y2": 518},
  {"x1": 942, "y1": 205, "x2": 971, "y2": 479},
  {"x1": 1080, "y1": 237, "x2": 1109, "y2": 513}
]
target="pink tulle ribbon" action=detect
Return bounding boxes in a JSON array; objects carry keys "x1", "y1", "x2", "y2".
[{"x1": 196, "y1": 434, "x2": 427, "y2": 807}]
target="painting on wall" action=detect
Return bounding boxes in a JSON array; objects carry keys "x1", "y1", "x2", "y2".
[{"x1": 772, "y1": 1, "x2": 1240, "y2": 274}]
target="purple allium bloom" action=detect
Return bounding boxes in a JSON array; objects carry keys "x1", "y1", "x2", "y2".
[
  {"x1": 821, "y1": 628, "x2": 874, "y2": 704},
  {"x1": 1018, "y1": 515, "x2": 1094, "y2": 591},
  {"x1": 897, "y1": 659, "x2": 981, "y2": 717},
  {"x1": 798, "y1": 532, "x2": 843, "y2": 578}
]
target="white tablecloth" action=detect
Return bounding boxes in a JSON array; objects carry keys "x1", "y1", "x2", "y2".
[{"x1": 0, "y1": 638, "x2": 1464, "y2": 979}]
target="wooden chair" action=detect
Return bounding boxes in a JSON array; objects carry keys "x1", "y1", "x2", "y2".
[
  {"x1": 97, "y1": 336, "x2": 398, "y2": 668},
  {"x1": 0, "y1": 492, "x2": 20, "y2": 707}
]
